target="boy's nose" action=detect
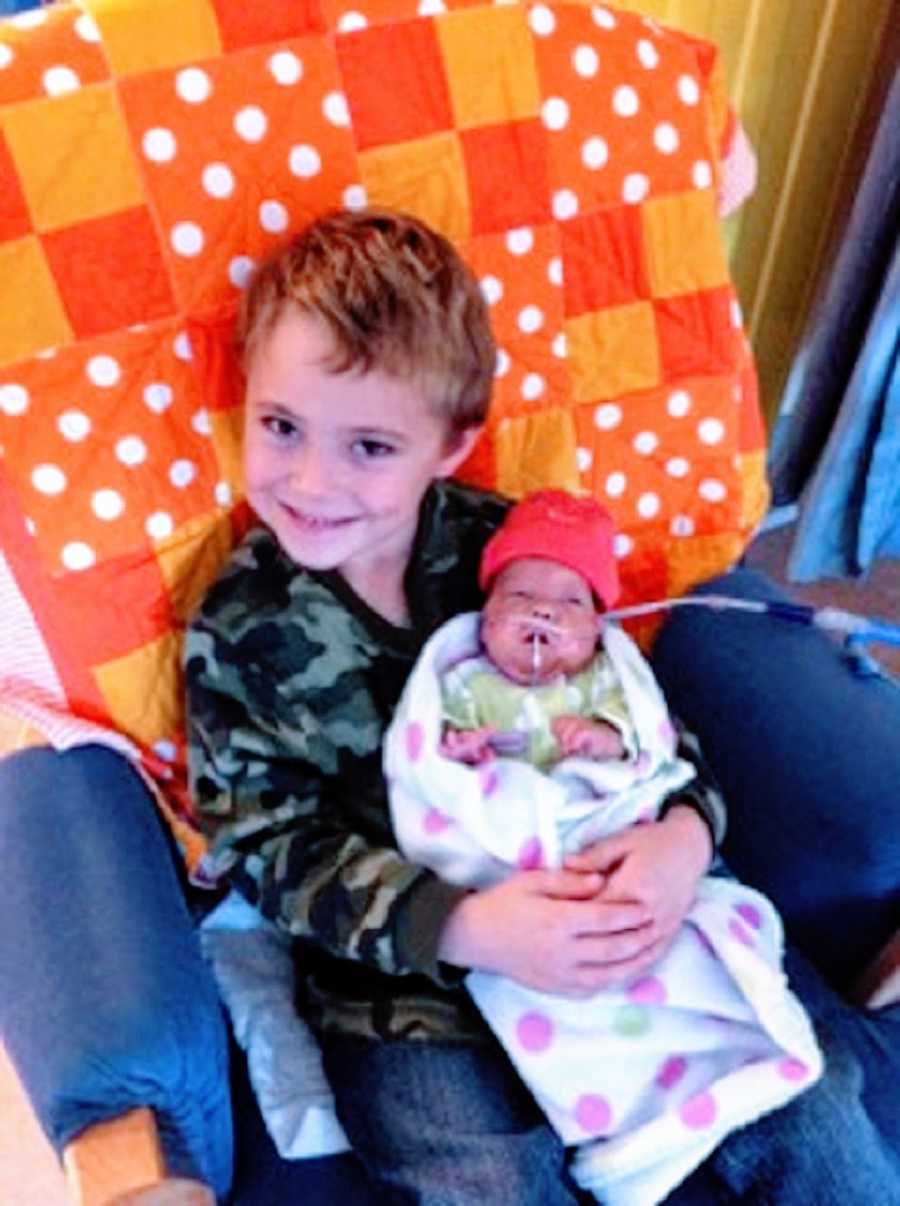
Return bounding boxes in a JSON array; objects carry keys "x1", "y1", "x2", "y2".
[
  {"x1": 289, "y1": 446, "x2": 330, "y2": 494},
  {"x1": 532, "y1": 601, "x2": 556, "y2": 619}
]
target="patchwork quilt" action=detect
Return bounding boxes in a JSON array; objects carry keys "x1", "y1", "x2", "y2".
[{"x1": 0, "y1": 0, "x2": 768, "y2": 863}]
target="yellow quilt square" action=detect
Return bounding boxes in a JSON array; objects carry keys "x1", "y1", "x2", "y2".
[
  {"x1": 665, "y1": 530, "x2": 745, "y2": 600},
  {"x1": 359, "y1": 133, "x2": 471, "y2": 245},
  {"x1": 436, "y1": 6, "x2": 541, "y2": 130},
  {"x1": 565, "y1": 303, "x2": 660, "y2": 402},
  {"x1": 4, "y1": 86, "x2": 144, "y2": 232},
  {"x1": 83, "y1": 0, "x2": 221, "y2": 76},
  {"x1": 641, "y1": 190, "x2": 730, "y2": 300},
  {"x1": 0, "y1": 237, "x2": 73, "y2": 364},
  {"x1": 209, "y1": 406, "x2": 246, "y2": 503},
  {"x1": 739, "y1": 448, "x2": 771, "y2": 532},
  {"x1": 494, "y1": 409, "x2": 581, "y2": 500},
  {"x1": 95, "y1": 631, "x2": 182, "y2": 746},
  {"x1": 155, "y1": 511, "x2": 236, "y2": 625}
]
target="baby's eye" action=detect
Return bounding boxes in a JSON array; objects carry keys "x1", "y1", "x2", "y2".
[
  {"x1": 352, "y1": 437, "x2": 397, "y2": 460},
  {"x1": 566, "y1": 597, "x2": 587, "y2": 607}
]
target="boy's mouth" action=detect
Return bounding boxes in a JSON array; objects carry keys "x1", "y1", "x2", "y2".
[{"x1": 279, "y1": 502, "x2": 355, "y2": 530}]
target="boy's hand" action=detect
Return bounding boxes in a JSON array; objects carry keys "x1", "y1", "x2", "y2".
[
  {"x1": 440, "y1": 726, "x2": 496, "y2": 764},
  {"x1": 564, "y1": 805, "x2": 711, "y2": 961},
  {"x1": 552, "y1": 715, "x2": 625, "y2": 761},
  {"x1": 438, "y1": 868, "x2": 665, "y2": 997}
]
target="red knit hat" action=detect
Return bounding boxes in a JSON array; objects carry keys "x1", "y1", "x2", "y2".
[{"x1": 480, "y1": 490, "x2": 620, "y2": 610}]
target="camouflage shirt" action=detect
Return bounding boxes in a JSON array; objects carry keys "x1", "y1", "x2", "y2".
[{"x1": 185, "y1": 479, "x2": 727, "y2": 1043}]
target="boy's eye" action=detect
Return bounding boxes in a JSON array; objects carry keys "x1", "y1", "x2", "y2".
[
  {"x1": 261, "y1": 415, "x2": 297, "y2": 439},
  {"x1": 352, "y1": 437, "x2": 397, "y2": 460}
]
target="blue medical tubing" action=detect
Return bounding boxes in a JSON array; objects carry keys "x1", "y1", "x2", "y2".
[{"x1": 603, "y1": 594, "x2": 900, "y2": 650}]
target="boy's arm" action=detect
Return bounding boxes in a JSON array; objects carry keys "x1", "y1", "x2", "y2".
[
  {"x1": 185, "y1": 624, "x2": 468, "y2": 987},
  {"x1": 658, "y1": 720, "x2": 727, "y2": 849}
]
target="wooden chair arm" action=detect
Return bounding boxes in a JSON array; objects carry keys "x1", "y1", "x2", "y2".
[
  {"x1": 63, "y1": 1109, "x2": 215, "y2": 1205},
  {"x1": 63, "y1": 1109, "x2": 166, "y2": 1205},
  {"x1": 851, "y1": 930, "x2": 900, "y2": 1010}
]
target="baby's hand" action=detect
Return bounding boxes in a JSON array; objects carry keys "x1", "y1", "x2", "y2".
[
  {"x1": 440, "y1": 726, "x2": 496, "y2": 765},
  {"x1": 552, "y1": 715, "x2": 625, "y2": 761}
]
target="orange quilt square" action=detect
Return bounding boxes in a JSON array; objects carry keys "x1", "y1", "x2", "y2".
[
  {"x1": 118, "y1": 38, "x2": 360, "y2": 314},
  {"x1": 641, "y1": 191, "x2": 729, "y2": 299},
  {"x1": 84, "y1": 0, "x2": 221, "y2": 76},
  {"x1": 654, "y1": 287, "x2": 741, "y2": 381},
  {"x1": 41, "y1": 548, "x2": 176, "y2": 666},
  {"x1": 453, "y1": 424, "x2": 496, "y2": 495},
  {"x1": 0, "y1": 323, "x2": 220, "y2": 573},
  {"x1": 736, "y1": 348, "x2": 765, "y2": 452},
  {"x1": 94, "y1": 629, "x2": 182, "y2": 746},
  {"x1": 0, "y1": 236, "x2": 72, "y2": 365},
  {"x1": 560, "y1": 208, "x2": 650, "y2": 316},
  {"x1": 566, "y1": 302, "x2": 660, "y2": 402},
  {"x1": 360, "y1": 133, "x2": 470, "y2": 243},
  {"x1": 0, "y1": 129, "x2": 31, "y2": 242},
  {"x1": 209, "y1": 0, "x2": 325, "y2": 47},
  {"x1": 155, "y1": 510, "x2": 237, "y2": 624},
  {"x1": 494, "y1": 408, "x2": 581, "y2": 500},
  {"x1": 4, "y1": 85, "x2": 144, "y2": 232},
  {"x1": 321, "y1": 0, "x2": 420, "y2": 31},
  {"x1": 42, "y1": 208, "x2": 176, "y2": 340},
  {"x1": 571, "y1": 378, "x2": 738, "y2": 541},
  {"x1": 337, "y1": 20, "x2": 454, "y2": 150},
  {"x1": 0, "y1": 4, "x2": 110, "y2": 107},
  {"x1": 530, "y1": 4, "x2": 713, "y2": 217},
  {"x1": 436, "y1": 6, "x2": 540, "y2": 129},
  {"x1": 616, "y1": 542, "x2": 669, "y2": 612},
  {"x1": 460, "y1": 120, "x2": 552, "y2": 236},
  {"x1": 463, "y1": 225, "x2": 570, "y2": 422}
]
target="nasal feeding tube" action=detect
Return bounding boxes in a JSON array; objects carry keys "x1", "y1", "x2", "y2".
[{"x1": 484, "y1": 595, "x2": 900, "y2": 758}]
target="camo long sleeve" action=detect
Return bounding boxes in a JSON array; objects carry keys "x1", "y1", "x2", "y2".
[
  {"x1": 185, "y1": 483, "x2": 516, "y2": 1037},
  {"x1": 184, "y1": 480, "x2": 727, "y2": 1040}
]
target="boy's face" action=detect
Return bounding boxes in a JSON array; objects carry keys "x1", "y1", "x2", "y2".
[
  {"x1": 481, "y1": 558, "x2": 599, "y2": 685},
  {"x1": 243, "y1": 309, "x2": 479, "y2": 603}
]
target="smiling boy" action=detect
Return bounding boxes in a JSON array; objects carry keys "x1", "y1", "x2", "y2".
[{"x1": 183, "y1": 209, "x2": 773, "y2": 1203}]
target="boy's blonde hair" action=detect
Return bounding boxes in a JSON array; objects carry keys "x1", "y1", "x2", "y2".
[{"x1": 237, "y1": 208, "x2": 496, "y2": 432}]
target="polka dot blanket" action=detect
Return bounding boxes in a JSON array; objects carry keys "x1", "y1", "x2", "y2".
[
  {"x1": 385, "y1": 613, "x2": 823, "y2": 1205},
  {"x1": 0, "y1": 0, "x2": 768, "y2": 867}
]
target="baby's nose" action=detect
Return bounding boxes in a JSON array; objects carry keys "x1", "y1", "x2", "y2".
[{"x1": 532, "y1": 600, "x2": 556, "y2": 618}]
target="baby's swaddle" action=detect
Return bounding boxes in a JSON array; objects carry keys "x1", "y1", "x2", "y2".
[{"x1": 385, "y1": 613, "x2": 823, "y2": 1206}]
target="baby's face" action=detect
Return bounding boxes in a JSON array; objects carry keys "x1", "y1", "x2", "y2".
[{"x1": 481, "y1": 557, "x2": 600, "y2": 685}]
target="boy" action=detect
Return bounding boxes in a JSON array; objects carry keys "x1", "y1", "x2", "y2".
[{"x1": 185, "y1": 209, "x2": 897, "y2": 1204}]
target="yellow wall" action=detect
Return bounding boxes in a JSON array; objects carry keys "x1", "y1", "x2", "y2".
[{"x1": 616, "y1": 0, "x2": 894, "y2": 426}]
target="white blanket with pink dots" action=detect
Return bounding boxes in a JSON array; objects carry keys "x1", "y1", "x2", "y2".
[{"x1": 385, "y1": 613, "x2": 823, "y2": 1206}]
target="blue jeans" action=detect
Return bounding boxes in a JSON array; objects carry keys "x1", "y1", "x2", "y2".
[
  {"x1": 320, "y1": 1033, "x2": 588, "y2": 1205},
  {"x1": 321, "y1": 986, "x2": 900, "y2": 1206},
  {"x1": 4, "y1": 742, "x2": 900, "y2": 1203},
  {"x1": 0, "y1": 745, "x2": 234, "y2": 1198}
]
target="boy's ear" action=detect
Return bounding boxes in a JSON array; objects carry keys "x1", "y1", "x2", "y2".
[{"x1": 436, "y1": 425, "x2": 483, "y2": 478}]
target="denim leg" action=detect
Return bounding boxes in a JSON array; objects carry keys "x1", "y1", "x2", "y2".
[
  {"x1": 321, "y1": 1034, "x2": 589, "y2": 1206},
  {"x1": 665, "y1": 946, "x2": 900, "y2": 1206},
  {"x1": 0, "y1": 746, "x2": 233, "y2": 1198},
  {"x1": 781, "y1": 946, "x2": 900, "y2": 1160}
]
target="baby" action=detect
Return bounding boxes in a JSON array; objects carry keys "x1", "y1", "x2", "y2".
[
  {"x1": 386, "y1": 490, "x2": 823, "y2": 1205},
  {"x1": 440, "y1": 490, "x2": 631, "y2": 771}
]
